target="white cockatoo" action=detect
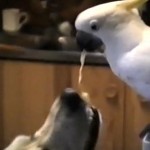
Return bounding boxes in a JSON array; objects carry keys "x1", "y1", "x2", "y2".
[{"x1": 75, "y1": 0, "x2": 150, "y2": 101}]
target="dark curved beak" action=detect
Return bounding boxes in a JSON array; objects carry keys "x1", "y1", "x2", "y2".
[{"x1": 76, "y1": 31, "x2": 103, "y2": 52}]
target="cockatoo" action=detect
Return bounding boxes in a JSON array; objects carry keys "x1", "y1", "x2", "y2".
[{"x1": 75, "y1": 0, "x2": 150, "y2": 101}]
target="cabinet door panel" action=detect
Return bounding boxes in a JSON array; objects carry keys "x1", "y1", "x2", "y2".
[
  {"x1": 71, "y1": 66, "x2": 125, "y2": 150},
  {"x1": 0, "y1": 61, "x2": 71, "y2": 148}
]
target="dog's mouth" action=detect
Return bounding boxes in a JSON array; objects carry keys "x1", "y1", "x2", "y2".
[{"x1": 84, "y1": 106, "x2": 101, "y2": 150}]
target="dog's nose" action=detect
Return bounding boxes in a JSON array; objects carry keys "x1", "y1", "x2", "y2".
[
  {"x1": 61, "y1": 88, "x2": 80, "y2": 101},
  {"x1": 61, "y1": 88, "x2": 83, "y2": 111}
]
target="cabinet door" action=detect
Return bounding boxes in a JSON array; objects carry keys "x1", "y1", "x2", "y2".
[
  {"x1": 125, "y1": 87, "x2": 150, "y2": 150},
  {"x1": 0, "y1": 61, "x2": 71, "y2": 148},
  {"x1": 71, "y1": 66, "x2": 125, "y2": 150}
]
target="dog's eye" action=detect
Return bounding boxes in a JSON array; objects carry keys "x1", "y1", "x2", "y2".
[{"x1": 90, "y1": 20, "x2": 99, "y2": 31}]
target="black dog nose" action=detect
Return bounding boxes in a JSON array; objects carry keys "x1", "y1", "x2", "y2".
[
  {"x1": 61, "y1": 88, "x2": 81, "y2": 102},
  {"x1": 61, "y1": 88, "x2": 83, "y2": 111},
  {"x1": 76, "y1": 31, "x2": 103, "y2": 52}
]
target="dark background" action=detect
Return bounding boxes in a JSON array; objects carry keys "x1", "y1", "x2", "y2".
[{"x1": 0, "y1": 0, "x2": 149, "y2": 29}]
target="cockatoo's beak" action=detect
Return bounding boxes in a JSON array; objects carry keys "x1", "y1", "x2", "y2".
[{"x1": 76, "y1": 31, "x2": 103, "y2": 51}]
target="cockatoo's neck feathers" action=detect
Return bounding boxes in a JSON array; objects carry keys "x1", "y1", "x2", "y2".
[{"x1": 118, "y1": 0, "x2": 149, "y2": 10}]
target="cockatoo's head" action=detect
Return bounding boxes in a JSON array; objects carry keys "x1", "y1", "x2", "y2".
[{"x1": 75, "y1": 0, "x2": 147, "y2": 51}]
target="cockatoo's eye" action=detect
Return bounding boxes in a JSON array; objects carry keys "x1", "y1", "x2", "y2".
[{"x1": 90, "y1": 20, "x2": 99, "y2": 31}]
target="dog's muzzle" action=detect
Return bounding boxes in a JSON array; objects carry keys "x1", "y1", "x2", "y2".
[{"x1": 61, "y1": 88, "x2": 102, "y2": 150}]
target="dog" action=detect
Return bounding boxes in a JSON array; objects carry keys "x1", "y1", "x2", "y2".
[{"x1": 4, "y1": 88, "x2": 102, "y2": 150}]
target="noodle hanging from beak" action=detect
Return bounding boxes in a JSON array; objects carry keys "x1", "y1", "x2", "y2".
[{"x1": 78, "y1": 50, "x2": 90, "y2": 102}]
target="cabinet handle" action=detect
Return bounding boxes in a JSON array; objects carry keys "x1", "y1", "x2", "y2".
[{"x1": 104, "y1": 84, "x2": 118, "y2": 102}]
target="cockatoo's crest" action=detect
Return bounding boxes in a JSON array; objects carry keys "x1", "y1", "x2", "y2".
[{"x1": 118, "y1": 0, "x2": 148, "y2": 10}]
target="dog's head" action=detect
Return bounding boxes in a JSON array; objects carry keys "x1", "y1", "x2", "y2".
[
  {"x1": 35, "y1": 88, "x2": 102, "y2": 150},
  {"x1": 5, "y1": 88, "x2": 102, "y2": 150}
]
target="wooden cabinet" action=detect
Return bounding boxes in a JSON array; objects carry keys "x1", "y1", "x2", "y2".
[
  {"x1": 0, "y1": 60, "x2": 150, "y2": 150},
  {"x1": 124, "y1": 87, "x2": 150, "y2": 150},
  {"x1": 71, "y1": 66, "x2": 150, "y2": 150}
]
